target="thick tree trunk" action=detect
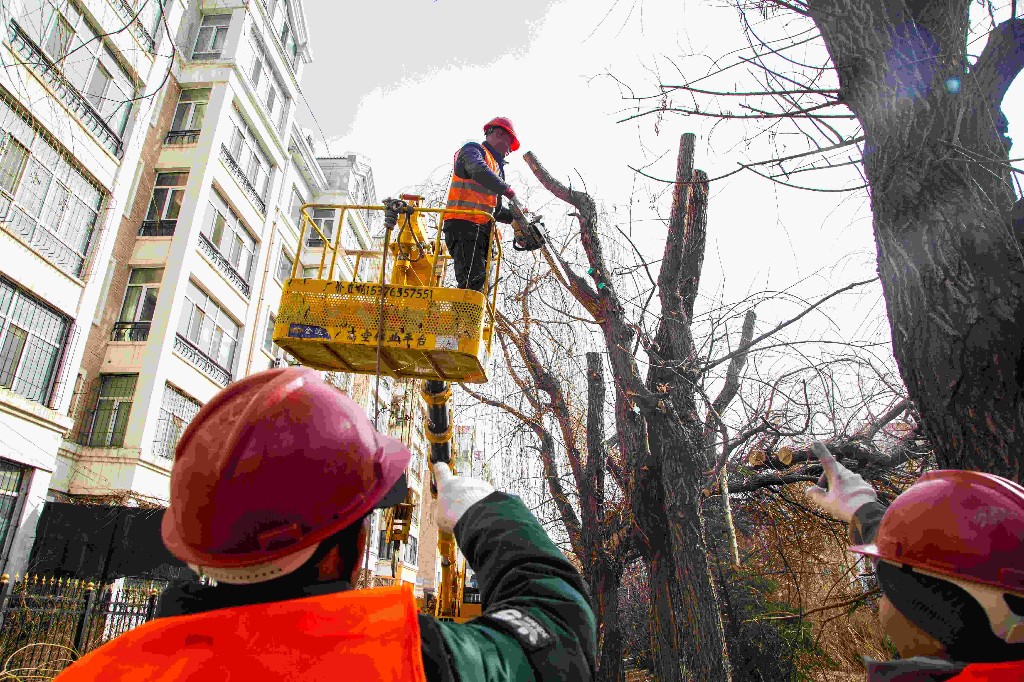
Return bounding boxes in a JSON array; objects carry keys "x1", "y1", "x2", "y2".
[
  {"x1": 525, "y1": 141, "x2": 733, "y2": 680},
  {"x1": 597, "y1": 563, "x2": 625, "y2": 682},
  {"x1": 649, "y1": 417, "x2": 733, "y2": 680},
  {"x1": 647, "y1": 539, "x2": 685, "y2": 682},
  {"x1": 806, "y1": 1, "x2": 1024, "y2": 481}
]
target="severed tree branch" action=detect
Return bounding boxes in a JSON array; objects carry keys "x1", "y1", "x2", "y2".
[{"x1": 857, "y1": 397, "x2": 912, "y2": 443}]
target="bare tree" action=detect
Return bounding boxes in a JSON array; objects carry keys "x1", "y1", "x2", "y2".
[{"x1": 617, "y1": 0, "x2": 1024, "y2": 481}]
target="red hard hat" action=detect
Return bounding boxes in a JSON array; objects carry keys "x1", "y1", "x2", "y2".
[
  {"x1": 850, "y1": 470, "x2": 1024, "y2": 594},
  {"x1": 162, "y1": 368, "x2": 410, "y2": 573},
  {"x1": 484, "y1": 116, "x2": 520, "y2": 151}
]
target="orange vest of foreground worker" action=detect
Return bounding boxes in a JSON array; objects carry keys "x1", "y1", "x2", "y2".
[
  {"x1": 948, "y1": 661, "x2": 1024, "y2": 680},
  {"x1": 54, "y1": 585, "x2": 427, "y2": 682},
  {"x1": 444, "y1": 144, "x2": 499, "y2": 224}
]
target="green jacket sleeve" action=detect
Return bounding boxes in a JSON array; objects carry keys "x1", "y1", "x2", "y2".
[
  {"x1": 850, "y1": 500, "x2": 888, "y2": 545},
  {"x1": 420, "y1": 492, "x2": 597, "y2": 682}
]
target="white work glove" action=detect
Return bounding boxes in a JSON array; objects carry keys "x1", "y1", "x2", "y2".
[
  {"x1": 805, "y1": 441, "x2": 878, "y2": 523},
  {"x1": 433, "y1": 463, "x2": 495, "y2": 533}
]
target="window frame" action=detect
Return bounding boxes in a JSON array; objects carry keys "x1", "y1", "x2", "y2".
[
  {"x1": 85, "y1": 374, "x2": 137, "y2": 448},
  {"x1": 0, "y1": 97, "x2": 103, "y2": 277},
  {"x1": 246, "y1": 30, "x2": 290, "y2": 131},
  {"x1": 306, "y1": 208, "x2": 335, "y2": 247},
  {"x1": 201, "y1": 189, "x2": 257, "y2": 283},
  {"x1": 152, "y1": 383, "x2": 202, "y2": 460},
  {"x1": 142, "y1": 172, "x2": 187, "y2": 235},
  {"x1": 169, "y1": 88, "x2": 210, "y2": 133},
  {"x1": 289, "y1": 188, "x2": 306, "y2": 227},
  {"x1": 0, "y1": 459, "x2": 27, "y2": 568},
  {"x1": 177, "y1": 281, "x2": 240, "y2": 372},
  {"x1": 37, "y1": 2, "x2": 136, "y2": 136},
  {"x1": 0, "y1": 277, "x2": 70, "y2": 406},
  {"x1": 113, "y1": 268, "x2": 162, "y2": 342},
  {"x1": 275, "y1": 247, "x2": 294, "y2": 283},
  {"x1": 192, "y1": 13, "x2": 232, "y2": 59},
  {"x1": 227, "y1": 109, "x2": 272, "y2": 200}
]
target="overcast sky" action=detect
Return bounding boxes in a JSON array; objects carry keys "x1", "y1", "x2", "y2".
[{"x1": 295, "y1": 0, "x2": 1023, "y2": 350}]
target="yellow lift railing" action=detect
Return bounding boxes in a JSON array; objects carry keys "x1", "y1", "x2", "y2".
[{"x1": 273, "y1": 196, "x2": 501, "y2": 384}]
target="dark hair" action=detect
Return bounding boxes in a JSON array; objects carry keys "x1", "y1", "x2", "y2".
[{"x1": 877, "y1": 561, "x2": 1024, "y2": 662}]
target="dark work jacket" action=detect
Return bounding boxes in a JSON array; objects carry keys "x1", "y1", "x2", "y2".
[
  {"x1": 444, "y1": 142, "x2": 514, "y2": 238},
  {"x1": 157, "y1": 492, "x2": 597, "y2": 682}
]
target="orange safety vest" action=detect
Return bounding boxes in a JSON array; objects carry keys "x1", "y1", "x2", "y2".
[
  {"x1": 444, "y1": 144, "x2": 500, "y2": 224},
  {"x1": 53, "y1": 584, "x2": 427, "y2": 682},
  {"x1": 947, "y1": 660, "x2": 1024, "y2": 680}
]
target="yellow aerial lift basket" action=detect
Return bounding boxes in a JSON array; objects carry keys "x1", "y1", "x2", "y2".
[{"x1": 274, "y1": 196, "x2": 501, "y2": 384}]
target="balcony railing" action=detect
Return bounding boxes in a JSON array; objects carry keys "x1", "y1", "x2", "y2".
[
  {"x1": 198, "y1": 233, "x2": 251, "y2": 297},
  {"x1": 164, "y1": 129, "x2": 201, "y2": 145},
  {"x1": 138, "y1": 220, "x2": 176, "y2": 237},
  {"x1": 5, "y1": 205, "x2": 87, "y2": 277},
  {"x1": 112, "y1": 0, "x2": 156, "y2": 52},
  {"x1": 110, "y1": 321, "x2": 151, "y2": 342},
  {"x1": 219, "y1": 144, "x2": 266, "y2": 214},
  {"x1": 8, "y1": 20, "x2": 124, "y2": 158},
  {"x1": 173, "y1": 334, "x2": 231, "y2": 387}
]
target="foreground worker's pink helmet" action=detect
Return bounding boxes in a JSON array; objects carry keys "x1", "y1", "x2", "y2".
[
  {"x1": 849, "y1": 469, "x2": 1024, "y2": 593},
  {"x1": 162, "y1": 368, "x2": 409, "y2": 579}
]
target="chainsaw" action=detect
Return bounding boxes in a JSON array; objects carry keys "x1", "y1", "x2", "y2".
[{"x1": 507, "y1": 196, "x2": 546, "y2": 252}]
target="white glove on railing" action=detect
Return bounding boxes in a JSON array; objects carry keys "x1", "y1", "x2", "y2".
[
  {"x1": 433, "y1": 463, "x2": 496, "y2": 533},
  {"x1": 805, "y1": 441, "x2": 879, "y2": 523}
]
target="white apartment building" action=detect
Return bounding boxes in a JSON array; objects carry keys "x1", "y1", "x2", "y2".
[
  {"x1": 0, "y1": 0, "x2": 182, "y2": 576},
  {"x1": 0, "y1": 0, "x2": 425, "y2": 579}
]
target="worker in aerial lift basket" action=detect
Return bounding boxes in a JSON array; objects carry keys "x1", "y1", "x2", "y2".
[
  {"x1": 806, "y1": 442, "x2": 1024, "y2": 681},
  {"x1": 53, "y1": 367, "x2": 596, "y2": 682},
  {"x1": 441, "y1": 116, "x2": 521, "y2": 292}
]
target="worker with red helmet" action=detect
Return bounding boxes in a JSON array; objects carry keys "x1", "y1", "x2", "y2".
[
  {"x1": 806, "y1": 442, "x2": 1024, "y2": 680},
  {"x1": 53, "y1": 368, "x2": 596, "y2": 681},
  {"x1": 442, "y1": 117, "x2": 520, "y2": 292}
]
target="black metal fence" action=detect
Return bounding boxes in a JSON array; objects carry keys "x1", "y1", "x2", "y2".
[{"x1": 0, "y1": 574, "x2": 162, "y2": 680}]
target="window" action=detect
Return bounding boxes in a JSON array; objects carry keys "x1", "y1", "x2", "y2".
[
  {"x1": 193, "y1": 14, "x2": 231, "y2": 59},
  {"x1": 306, "y1": 208, "x2": 335, "y2": 247},
  {"x1": 378, "y1": 530, "x2": 395, "y2": 561},
  {"x1": 289, "y1": 189, "x2": 305, "y2": 227},
  {"x1": 130, "y1": 0, "x2": 169, "y2": 42},
  {"x1": 0, "y1": 278, "x2": 69, "y2": 405},
  {"x1": 85, "y1": 374, "x2": 136, "y2": 447},
  {"x1": 0, "y1": 136, "x2": 29, "y2": 215},
  {"x1": 177, "y1": 282, "x2": 240, "y2": 371},
  {"x1": 35, "y1": 3, "x2": 136, "y2": 136},
  {"x1": 266, "y1": 0, "x2": 299, "y2": 72},
  {"x1": 152, "y1": 384, "x2": 201, "y2": 460},
  {"x1": 263, "y1": 310, "x2": 275, "y2": 354},
  {"x1": 112, "y1": 268, "x2": 162, "y2": 341},
  {"x1": 246, "y1": 31, "x2": 290, "y2": 132},
  {"x1": 202, "y1": 190, "x2": 257, "y2": 282},
  {"x1": 342, "y1": 216, "x2": 362, "y2": 251},
  {"x1": 405, "y1": 536, "x2": 418, "y2": 566},
  {"x1": 141, "y1": 172, "x2": 187, "y2": 236},
  {"x1": 0, "y1": 97, "x2": 102, "y2": 277},
  {"x1": 168, "y1": 89, "x2": 209, "y2": 139},
  {"x1": 0, "y1": 460, "x2": 26, "y2": 566},
  {"x1": 301, "y1": 265, "x2": 319, "y2": 279},
  {"x1": 43, "y1": 11, "x2": 73, "y2": 61},
  {"x1": 227, "y1": 110, "x2": 271, "y2": 200},
  {"x1": 275, "y1": 248, "x2": 294, "y2": 282}
]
